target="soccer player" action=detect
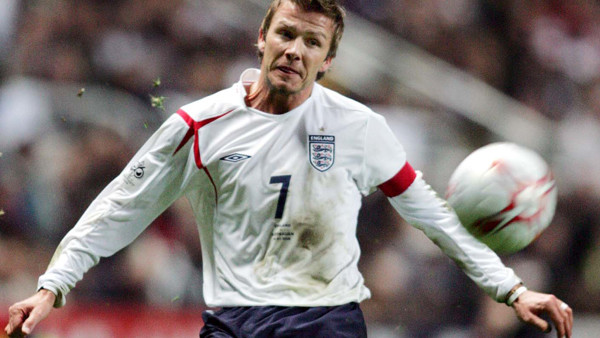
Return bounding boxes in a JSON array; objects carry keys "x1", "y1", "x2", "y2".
[{"x1": 6, "y1": 0, "x2": 573, "y2": 337}]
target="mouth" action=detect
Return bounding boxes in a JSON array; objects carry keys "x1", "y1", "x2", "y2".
[{"x1": 275, "y1": 65, "x2": 300, "y2": 76}]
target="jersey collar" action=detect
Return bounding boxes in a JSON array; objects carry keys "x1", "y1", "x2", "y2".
[{"x1": 236, "y1": 68, "x2": 320, "y2": 118}]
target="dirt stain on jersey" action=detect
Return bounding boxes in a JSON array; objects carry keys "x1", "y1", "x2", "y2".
[
  {"x1": 298, "y1": 225, "x2": 321, "y2": 249},
  {"x1": 254, "y1": 166, "x2": 360, "y2": 289}
]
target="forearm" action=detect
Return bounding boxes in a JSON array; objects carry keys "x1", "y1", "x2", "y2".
[{"x1": 386, "y1": 172, "x2": 522, "y2": 302}]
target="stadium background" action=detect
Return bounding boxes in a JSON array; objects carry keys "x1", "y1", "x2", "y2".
[{"x1": 1, "y1": 0, "x2": 599, "y2": 336}]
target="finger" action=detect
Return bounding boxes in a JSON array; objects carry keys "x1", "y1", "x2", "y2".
[
  {"x1": 6, "y1": 321, "x2": 23, "y2": 336},
  {"x1": 554, "y1": 317, "x2": 565, "y2": 338},
  {"x1": 548, "y1": 302, "x2": 568, "y2": 338},
  {"x1": 6, "y1": 306, "x2": 26, "y2": 335},
  {"x1": 551, "y1": 313, "x2": 566, "y2": 338},
  {"x1": 568, "y1": 308, "x2": 573, "y2": 337},
  {"x1": 563, "y1": 306, "x2": 573, "y2": 338}
]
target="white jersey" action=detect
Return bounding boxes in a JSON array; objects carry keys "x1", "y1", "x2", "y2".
[{"x1": 38, "y1": 69, "x2": 521, "y2": 308}]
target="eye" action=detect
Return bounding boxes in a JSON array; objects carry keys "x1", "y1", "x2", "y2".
[
  {"x1": 307, "y1": 38, "x2": 321, "y2": 47},
  {"x1": 279, "y1": 29, "x2": 293, "y2": 40}
]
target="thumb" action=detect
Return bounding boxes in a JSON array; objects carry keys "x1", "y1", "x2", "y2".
[
  {"x1": 21, "y1": 320, "x2": 34, "y2": 335},
  {"x1": 528, "y1": 314, "x2": 551, "y2": 334},
  {"x1": 21, "y1": 309, "x2": 44, "y2": 334}
]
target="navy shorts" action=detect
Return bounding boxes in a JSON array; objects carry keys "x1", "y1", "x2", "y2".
[{"x1": 200, "y1": 302, "x2": 367, "y2": 338}]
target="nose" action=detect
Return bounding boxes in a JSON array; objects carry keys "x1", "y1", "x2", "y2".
[{"x1": 284, "y1": 38, "x2": 302, "y2": 61}]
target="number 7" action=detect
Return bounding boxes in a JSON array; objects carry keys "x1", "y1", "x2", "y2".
[{"x1": 270, "y1": 175, "x2": 291, "y2": 219}]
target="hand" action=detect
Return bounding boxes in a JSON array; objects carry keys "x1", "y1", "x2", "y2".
[
  {"x1": 511, "y1": 290, "x2": 573, "y2": 338},
  {"x1": 5, "y1": 289, "x2": 56, "y2": 337}
]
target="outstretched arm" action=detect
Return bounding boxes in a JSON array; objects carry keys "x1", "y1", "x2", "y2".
[
  {"x1": 37, "y1": 112, "x2": 194, "y2": 308},
  {"x1": 5, "y1": 289, "x2": 56, "y2": 337},
  {"x1": 511, "y1": 288, "x2": 573, "y2": 338},
  {"x1": 5, "y1": 112, "x2": 195, "y2": 337},
  {"x1": 383, "y1": 172, "x2": 573, "y2": 335},
  {"x1": 384, "y1": 172, "x2": 522, "y2": 301}
]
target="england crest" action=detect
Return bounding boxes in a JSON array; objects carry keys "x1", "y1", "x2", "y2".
[{"x1": 309, "y1": 135, "x2": 335, "y2": 171}]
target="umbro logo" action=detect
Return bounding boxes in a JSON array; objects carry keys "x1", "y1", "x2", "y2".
[{"x1": 220, "y1": 153, "x2": 251, "y2": 163}]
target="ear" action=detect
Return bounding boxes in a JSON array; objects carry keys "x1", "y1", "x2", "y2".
[
  {"x1": 319, "y1": 56, "x2": 333, "y2": 73},
  {"x1": 257, "y1": 28, "x2": 266, "y2": 55}
]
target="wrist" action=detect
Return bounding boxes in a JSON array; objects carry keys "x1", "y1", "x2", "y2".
[
  {"x1": 39, "y1": 287, "x2": 58, "y2": 306},
  {"x1": 506, "y1": 284, "x2": 528, "y2": 306}
]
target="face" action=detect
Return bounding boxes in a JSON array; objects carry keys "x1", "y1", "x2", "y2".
[{"x1": 257, "y1": 1, "x2": 334, "y2": 96}]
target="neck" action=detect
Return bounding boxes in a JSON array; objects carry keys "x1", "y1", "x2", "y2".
[{"x1": 245, "y1": 79, "x2": 313, "y2": 115}]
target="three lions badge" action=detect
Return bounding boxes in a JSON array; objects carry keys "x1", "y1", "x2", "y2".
[{"x1": 309, "y1": 135, "x2": 335, "y2": 172}]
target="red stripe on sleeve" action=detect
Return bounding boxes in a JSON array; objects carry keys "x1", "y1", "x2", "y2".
[
  {"x1": 378, "y1": 162, "x2": 417, "y2": 197},
  {"x1": 174, "y1": 109, "x2": 234, "y2": 169},
  {"x1": 174, "y1": 109, "x2": 195, "y2": 155},
  {"x1": 176, "y1": 109, "x2": 194, "y2": 126}
]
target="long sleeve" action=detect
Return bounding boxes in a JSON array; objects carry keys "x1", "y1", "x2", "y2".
[
  {"x1": 38, "y1": 113, "x2": 194, "y2": 307},
  {"x1": 386, "y1": 171, "x2": 521, "y2": 303}
]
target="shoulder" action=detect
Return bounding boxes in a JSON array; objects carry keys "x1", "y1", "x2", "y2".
[
  {"x1": 314, "y1": 86, "x2": 398, "y2": 139},
  {"x1": 178, "y1": 85, "x2": 242, "y2": 121},
  {"x1": 313, "y1": 84, "x2": 383, "y2": 121}
]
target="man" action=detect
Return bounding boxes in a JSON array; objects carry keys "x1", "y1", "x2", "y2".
[{"x1": 6, "y1": 0, "x2": 573, "y2": 337}]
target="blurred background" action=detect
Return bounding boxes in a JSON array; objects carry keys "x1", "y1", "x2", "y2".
[{"x1": 1, "y1": 0, "x2": 599, "y2": 337}]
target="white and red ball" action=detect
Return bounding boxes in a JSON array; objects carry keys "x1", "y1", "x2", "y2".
[{"x1": 446, "y1": 142, "x2": 557, "y2": 254}]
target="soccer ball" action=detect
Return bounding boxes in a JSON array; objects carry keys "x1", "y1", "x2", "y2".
[{"x1": 445, "y1": 142, "x2": 557, "y2": 254}]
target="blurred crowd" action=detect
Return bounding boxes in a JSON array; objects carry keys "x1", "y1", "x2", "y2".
[{"x1": 1, "y1": 0, "x2": 600, "y2": 337}]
